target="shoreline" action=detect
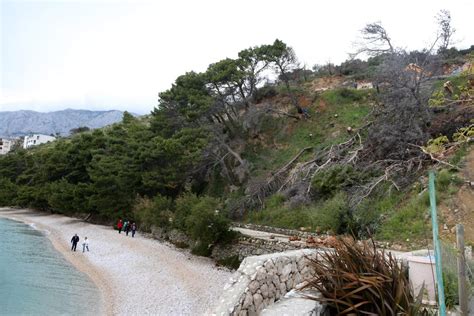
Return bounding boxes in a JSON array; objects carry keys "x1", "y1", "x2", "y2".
[
  {"x1": 0, "y1": 208, "x2": 232, "y2": 315},
  {"x1": 0, "y1": 209, "x2": 115, "y2": 315}
]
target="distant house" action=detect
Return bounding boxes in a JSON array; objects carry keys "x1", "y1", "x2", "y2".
[
  {"x1": 23, "y1": 134, "x2": 56, "y2": 149},
  {"x1": 355, "y1": 81, "x2": 374, "y2": 90},
  {"x1": 0, "y1": 138, "x2": 14, "y2": 155}
]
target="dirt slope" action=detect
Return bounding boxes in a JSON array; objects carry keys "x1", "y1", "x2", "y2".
[{"x1": 440, "y1": 146, "x2": 474, "y2": 243}]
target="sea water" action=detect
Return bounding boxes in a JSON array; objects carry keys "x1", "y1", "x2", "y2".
[{"x1": 0, "y1": 218, "x2": 101, "y2": 315}]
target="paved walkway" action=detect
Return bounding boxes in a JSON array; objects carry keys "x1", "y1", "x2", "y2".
[{"x1": 232, "y1": 227, "x2": 291, "y2": 242}]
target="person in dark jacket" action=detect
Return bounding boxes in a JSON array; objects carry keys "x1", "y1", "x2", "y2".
[
  {"x1": 71, "y1": 234, "x2": 80, "y2": 251},
  {"x1": 131, "y1": 223, "x2": 137, "y2": 238},
  {"x1": 125, "y1": 222, "x2": 131, "y2": 236}
]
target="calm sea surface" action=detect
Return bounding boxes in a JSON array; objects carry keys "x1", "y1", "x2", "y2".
[{"x1": 0, "y1": 218, "x2": 101, "y2": 315}]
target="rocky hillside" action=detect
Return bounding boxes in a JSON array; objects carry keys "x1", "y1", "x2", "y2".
[{"x1": 0, "y1": 109, "x2": 128, "y2": 137}]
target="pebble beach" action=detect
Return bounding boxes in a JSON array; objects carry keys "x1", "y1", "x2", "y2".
[{"x1": 0, "y1": 208, "x2": 232, "y2": 315}]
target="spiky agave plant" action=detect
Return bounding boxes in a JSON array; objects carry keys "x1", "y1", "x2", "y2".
[{"x1": 303, "y1": 238, "x2": 430, "y2": 315}]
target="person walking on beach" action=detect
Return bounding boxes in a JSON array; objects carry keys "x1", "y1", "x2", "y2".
[
  {"x1": 82, "y1": 237, "x2": 89, "y2": 252},
  {"x1": 117, "y1": 219, "x2": 123, "y2": 234},
  {"x1": 123, "y1": 220, "x2": 129, "y2": 233},
  {"x1": 71, "y1": 234, "x2": 80, "y2": 251},
  {"x1": 131, "y1": 222, "x2": 137, "y2": 238},
  {"x1": 125, "y1": 222, "x2": 131, "y2": 236}
]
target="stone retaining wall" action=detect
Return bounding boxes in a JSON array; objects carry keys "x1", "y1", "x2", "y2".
[
  {"x1": 209, "y1": 249, "x2": 320, "y2": 316},
  {"x1": 232, "y1": 223, "x2": 319, "y2": 238},
  {"x1": 212, "y1": 236, "x2": 306, "y2": 261}
]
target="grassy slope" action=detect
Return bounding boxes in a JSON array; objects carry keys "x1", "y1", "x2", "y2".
[
  {"x1": 243, "y1": 88, "x2": 372, "y2": 177},
  {"x1": 240, "y1": 78, "x2": 472, "y2": 248},
  {"x1": 241, "y1": 86, "x2": 373, "y2": 231}
]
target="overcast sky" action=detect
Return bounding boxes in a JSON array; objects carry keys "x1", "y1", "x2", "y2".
[{"x1": 1, "y1": 0, "x2": 473, "y2": 114}]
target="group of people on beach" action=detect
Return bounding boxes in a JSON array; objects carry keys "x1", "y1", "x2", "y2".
[
  {"x1": 70, "y1": 219, "x2": 137, "y2": 253},
  {"x1": 70, "y1": 234, "x2": 89, "y2": 252},
  {"x1": 116, "y1": 219, "x2": 137, "y2": 237}
]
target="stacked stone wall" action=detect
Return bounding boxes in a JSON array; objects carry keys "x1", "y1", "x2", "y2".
[{"x1": 209, "y1": 249, "x2": 321, "y2": 316}]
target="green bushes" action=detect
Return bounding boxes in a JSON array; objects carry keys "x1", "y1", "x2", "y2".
[
  {"x1": 339, "y1": 88, "x2": 364, "y2": 101},
  {"x1": 351, "y1": 190, "x2": 399, "y2": 237},
  {"x1": 217, "y1": 255, "x2": 241, "y2": 270},
  {"x1": 443, "y1": 271, "x2": 459, "y2": 308},
  {"x1": 252, "y1": 85, "x2": 277, "y2": 103},
  {"x1": 0, "y1": 178, "x2": 17, "y2": 206},
  {"x1": 174, "y1": 193, "x2": 201, "y2": 231},
  {"x1": 437, "y1": 169, "x2": 452, "y2": 190},
  {"x1": 47, "y1": 179, "x2": 80, "y2": 213},
  {"x1": 310, "y1": 192, "x2": 350, "y2": 234},
  {"x1": 246, "y1": 192, "x2": 349, "y2": 234},
  {"x1": 311, "y1": 164, "x2": 365, "y2": 197},
  {"x1": 183, "y1": 195, "x2": 235, "y2": 255},
  {"x1": 321, "y1": 88, "x2": 368, "y2": 105},
  {"x1": 266, "y1": 193, "x2": 286, "y2": 208},
  {"x1": 133, "y1": 195, "x2": 173, "y2": 231},
  {"x1": 0, "y1": 114, "x2": 209, "y2": 220},
  {"x1": 134, "y1": 192, "x2": 235, "y2": 257}
]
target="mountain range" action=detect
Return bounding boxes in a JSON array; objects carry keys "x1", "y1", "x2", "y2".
[{"x1": 0, "y1": 109, "x2": 128, "y2": 138}]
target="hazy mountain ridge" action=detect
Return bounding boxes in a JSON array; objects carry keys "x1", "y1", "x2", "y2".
[{"x1": 0, "y1": 109, "x2": 127, "y2": 137}]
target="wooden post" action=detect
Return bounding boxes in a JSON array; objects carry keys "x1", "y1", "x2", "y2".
[{"x1": 457, "y1": 224, "x2": 468, "y2": 315}]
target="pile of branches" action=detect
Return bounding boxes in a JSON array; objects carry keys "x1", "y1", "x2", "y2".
[
  {"x1": 303, "y1": 238, "x2": 431, "y2": 315},
  {"x1": 228, "y1": 146, "x2": 313, "y2": 217}
]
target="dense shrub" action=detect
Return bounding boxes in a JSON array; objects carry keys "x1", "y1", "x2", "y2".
[
  {"x1": 437, "y1": 168, "x2": 453, "y2": 190},
  {"x1": 443, "y1": 271, "x2": 459, "y2": 308},
  {"x1": 185, "y1": 196, "x2": 234, "y2": 250},
  {"x1": 174, "y1": 193, "x2": 201, "y2": 231},
  {"x1": 339, "y1": 59, "x2": 369, "y2": 79},
  {"x1": 47, "y1": 179, "x2": 78, "y2": 213},
  {"x1": 311, "y1": 164, "x2": 364, "y2": 197},
  {"x1": 350, "y1": 188, "x2": 399, "y2": 238},
  {"x1": 0, "y1": 178, "x2": 17, "y2": 206},
  {"x1": 252, "y1": 85, "x2": 277, "y2": 103},
  {"x1": 15, "y1": 185, "x2": 50, "y2": 210},
  {"x1": 133, "y1": 192, "x2": 235, "y2": 256},
  {"x1": 216, "y1": 255, "x2": 242, "y2": 270},
  {"x1": 311, "y1": 192, "x2": 349, "y2": 234},
  {"x1": 133, "y1": 194, "x2": 173, "y2": 231},
  {"x1": 246, "y1": 192, "x2": 349, "y2": 233},
  {"x1": 321, "y1": 88, "x2": 367, "y2": 105},
  {"x1": 266, "y1": 193, "x2": 285, "y2": 208},
  {"x1": 339, "y1": 87, "x2": 364, "y2": 101}
]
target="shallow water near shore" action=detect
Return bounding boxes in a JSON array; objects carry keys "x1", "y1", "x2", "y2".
[{"x1": 0, "y1": 217, "x2": 101, "y2": 315}]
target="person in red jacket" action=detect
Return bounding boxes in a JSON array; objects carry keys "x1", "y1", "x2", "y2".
[{"x1": 117, "y1": 219, "x2": 123, "y2": 234}]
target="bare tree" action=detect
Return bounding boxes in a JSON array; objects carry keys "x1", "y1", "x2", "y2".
[
  {"x1": 436, "y1": 9, "x2": 456, "y2": 52},
  {"x1": 351, "y1": 22, "x2": 395, "y2": 58}
]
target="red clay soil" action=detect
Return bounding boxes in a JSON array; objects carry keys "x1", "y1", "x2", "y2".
[{"x1": 309, "y1": 76, "x2": 345, "y2": 92}]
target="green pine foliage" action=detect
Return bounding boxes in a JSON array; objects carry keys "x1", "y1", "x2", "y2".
[
  {"x1": 1, "y1": 39, "x2": 471, "y2": 254},
  {"x1": 0, "y1": 113, "x2": 209, "y2": 220}
]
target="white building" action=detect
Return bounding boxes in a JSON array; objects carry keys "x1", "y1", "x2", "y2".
[
  {"x1": 0, "y1": 138, "x2": 14, "y2": 155},
  {"x1": 23, "y1": 134, "x2": 56, "y2": 149}
]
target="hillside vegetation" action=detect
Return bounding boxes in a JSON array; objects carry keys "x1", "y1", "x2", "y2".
[{"x1": 1, "y1": 31, "x2": 473, "y2": 253}]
